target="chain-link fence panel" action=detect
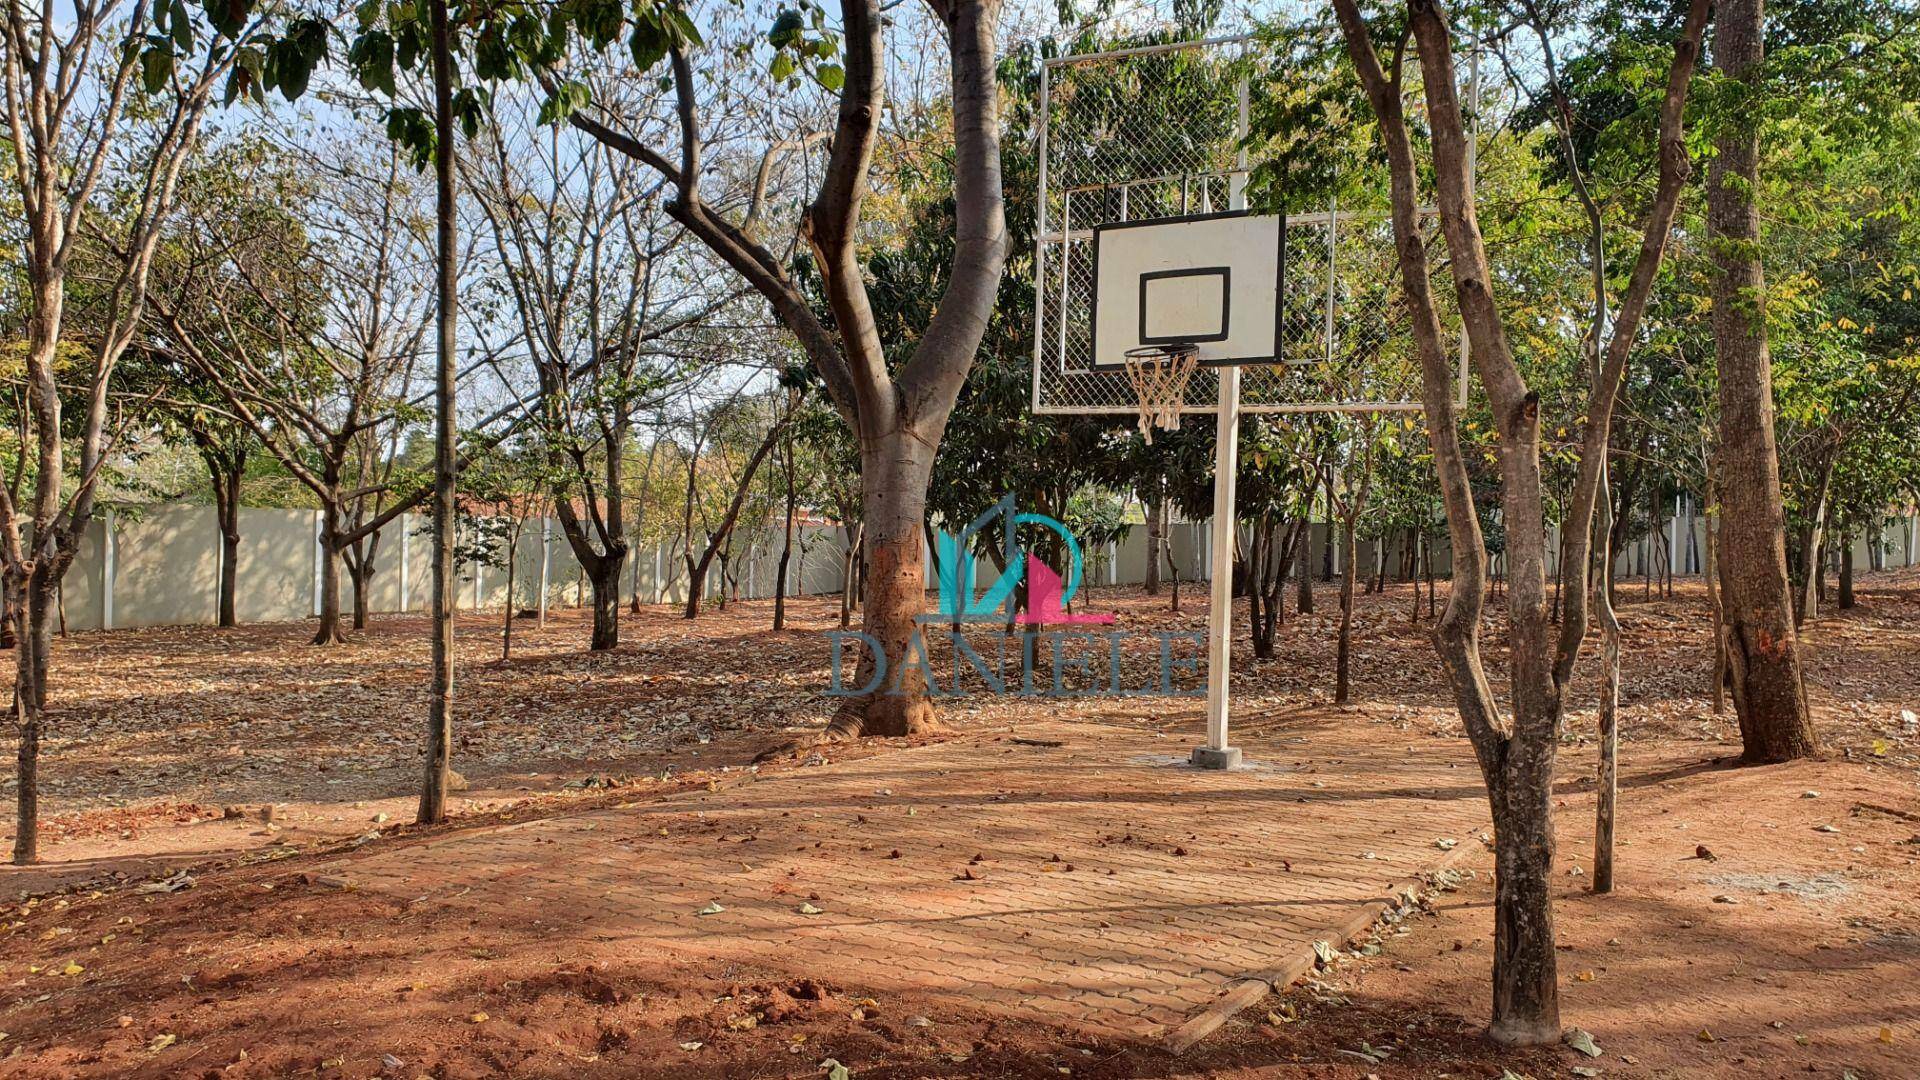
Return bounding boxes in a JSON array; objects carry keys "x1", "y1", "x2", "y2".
[{"x1": 1031, "y1": 35, "x2": 1463, "y2": 416}]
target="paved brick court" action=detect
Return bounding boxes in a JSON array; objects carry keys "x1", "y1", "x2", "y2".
[{"x1": 320, "y1": 712, "x2": 1490, "y2": 1039}]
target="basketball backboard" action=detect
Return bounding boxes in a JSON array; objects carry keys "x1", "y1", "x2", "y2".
[
  {"x1": 1030, "y1": 34, "x2": 1465, "y2": 416},
  {"x1": 1090, "y1": 212, "x2": 1281, "y2": 369}
]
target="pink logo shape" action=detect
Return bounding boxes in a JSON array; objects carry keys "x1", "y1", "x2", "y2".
[{"x1": 1017, "y1": 554, "x2": 1115, "y2": 624}]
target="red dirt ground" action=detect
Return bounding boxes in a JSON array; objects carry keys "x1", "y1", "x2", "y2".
[{"x1": 1, "y1": 570, "x2": 1916, "y2": 1078}]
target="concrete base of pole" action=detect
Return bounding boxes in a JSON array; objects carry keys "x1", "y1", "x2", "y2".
[{"x1": 1189, "y1": 745, "x2": 1243, "y2": 770}]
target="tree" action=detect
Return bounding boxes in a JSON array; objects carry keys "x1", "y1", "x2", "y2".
[
  {"x1": 674, "y1": 386, "x2": 792, "y2": 618},
  {"x1": 464, "y1": 89, "x2": 742, "y2": 648},
  {"x1": 1707, "y1": 0, "x2": 1818, "y2": 762},
  {"x1": 116, "y1": 347, "x2": 258, "y2": 627},
  {"x1": 0, "y1": 0, "x2": 281, "y2": 863},
  {"x1": 1325, "y1": 0, "x2": 1708, "y2": 1042},
  {"x1": 146, "y1": 135, "x2": 434, "y2": 644},
  {"x1": 550, "y1": 0, "x2": 1008, "y2": 737}
]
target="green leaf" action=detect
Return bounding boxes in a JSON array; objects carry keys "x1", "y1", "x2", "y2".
[
  {"x1": 815, "y1": 62, "x2": 843, "y2": 92},
  {"x1": 384, "y1": 106, "x2": 436, "y2": 170},
  {"x1": 769, "y1": 51, "x2": 793, "y2": 82},
  {"x1": 168, "y1": 0, "x2": 194, "y2": 51},
  {"x1": 535, "y1": 80, "x2": 591, "y2": 126},
  {"x1": 628, "y1": 19, "x2": 667, "y2": 72},
  {"x1": 452, "y1": 87, "x2": 487, "y2": 139},
  {"x1": 140, "y1": 45, "x2": 174, "y2": 95},
  {"x1": 768, "y1": 8, "x2": 803, "y2": 48},
  {"x1": 348, "y1": 30, "x2": 396, "y2": 96},
  {"x1": 671, "y1": 10, "x2": 703, "y2": 47},
  {"x1": 200, "y1": 0, "x2": 246, "y2": 39}
]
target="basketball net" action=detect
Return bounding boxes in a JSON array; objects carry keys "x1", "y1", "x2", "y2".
[{"x1": 1122, "y1": 344, "x2": 1198, "y2": 444}]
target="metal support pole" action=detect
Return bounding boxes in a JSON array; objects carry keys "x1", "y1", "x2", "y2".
[
  {"x1": 537, "y1": 517, "x2": 551, "y2": 622},
  {"x1": 101, "y1": 508, "x2": 116, "y2": 631},
  {"x1": 1191, "y1": 70, "x2": 1252, "y2": 771},
  {"x1": 398, "y1": 517, "x2": 410, "y2": 612},
  {"x1": 1193, "y1": 365, "x2": 1243, "y2": 770},
  {"x1": 311, "y1": 510, "x2": 323, "y2": 617}
]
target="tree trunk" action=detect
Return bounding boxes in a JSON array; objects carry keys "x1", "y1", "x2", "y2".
[
  {"x1": 348, "y1": 557, "x2": 374, "y2": 632},
  {"x1": 775, "y1": 438, "x2": 797, "y2": 631},
  {"x1": 206, "y1": 451, "x2": 245, "y2": 629},
  {"x1": 9, "y1": 568, "x2": 38, "y2": 864},
  {"x1": 1489, "y1": 775, "x2": 1560, "y2": 1044},
  {"x1": 314, "y1": 522, "x2": 347, "y2": 646},
  {"x1": 839, "y1": 523, "x2": 860, "y2": 629},
  {"x1": 589, "y1": 557, "x2": 622, "y2": 650},
  {"x1": 1838, "y1": 533, "x2": 1855, "y2": 610},
  {"x1": 821, "y1": 433, "x2": 941, "y2": 740},
  {"x1": 1166, "y1": 532, "x2": 1182, "y2": 613},
  {"x1": 1296, "y1": 528, "x2": 1314, "y2": 615},
  {"x1": 684, "y1": 553, "x2": 709, "y2": 619},
  {"x1": 1709, "y1": 0, "x2": 1817, "y2": 764},
  {"x1": 1591, "y1": 461, "x2": 1622, "y2": 894},
  {"x1": 1423, "y1": 535, "x2": 1436, "y2": 620},
  {"x1": 1336, "y1": 513, "x2": 1360, "y2": 704},
  {"x1": 218, "y1": 504, "x2": 240, "y2": 629},
  {"x1": 418, "y1": 0, "x2": 458, "y2": 825},
  {"x1": 1144, "y1": 496, "x2": 1163, "y2": 595},
  {"x1": 1706, "y1": 504, "x2": 1727, "y2": 715},
  {"x1": 502, "y1": 539, "x2": 516, "y2": 662}
]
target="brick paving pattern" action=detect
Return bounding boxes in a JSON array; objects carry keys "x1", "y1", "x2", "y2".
[{"x1": 322, "y1": 714, "x2": 1490, "y2": 1038}]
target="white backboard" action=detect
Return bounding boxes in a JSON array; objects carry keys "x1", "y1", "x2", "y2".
[{"x1": 1091, "y1": 212, "x2": 1280, "y2": 369}]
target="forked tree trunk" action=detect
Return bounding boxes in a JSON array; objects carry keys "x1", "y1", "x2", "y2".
[
  {"x1": 1326, "y1": 0, "x2": 1723, "y2": 1043},
  {"x1": 575, "y1": 0, "x2": 1005, "y2": 748},
  {"x1": 589, "y1": 557, "x2": 622, "y2": 650},
  {"x1": 822, "y1": 433, "x2": 942, "y2": 739},
  {"x1": 1708, "y1": 0, "x2": 1818, "y2": 764}
]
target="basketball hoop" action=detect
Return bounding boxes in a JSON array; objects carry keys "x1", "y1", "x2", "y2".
[{"x1": 1123, "y1": 343, "x2": 1198, "y2": 444}]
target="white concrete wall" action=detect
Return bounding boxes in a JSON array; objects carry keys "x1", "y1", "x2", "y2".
[{"x1": 44, "y1": 501, "x2": 1920, "y2": 632}]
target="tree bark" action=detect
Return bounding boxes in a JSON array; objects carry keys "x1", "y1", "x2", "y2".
[
  {"x1": 314, "y1": 515, "x2": 348, "y2": 646},
  {"x1": 839, "y1": 523, "x2": 861, "y2": 629},
  {"x1": 1144, "y1": 495, "x2": 1164, "y2": 595},
  {"x1": 502, "y1": 533, "x2": 517, "y2": 662},
  {"x1": 1708, "y1": 0, "x2": 1818, "y2": 763},
  {"x1": 8, "y1": 567, "x2": 37, "y2": 864},
  {"x1": 1838, "y1": 532, "x2": 1855, "y2": 610},
  {"x1": 820, "y1": 434, "x2": 942, "y2": 739},
  {"x1": 1295, "y1": 529, "x2": 1314, "y2": 615},
  {"x1": 588, "y1": 557, "x2": 623, "y2": 649},
  {"x1": 573, "y1": 0, "x2": 1005, "y2": 745},
  {"x1": 775, "y1": 431, "x2": 797, "y2": 631},
  {"x1": 1335, "y1": 514, "x2": 1361, "y2": 703},
  {"x1": 417, "y1": 0, "x2": 458, "y2": 825}
]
